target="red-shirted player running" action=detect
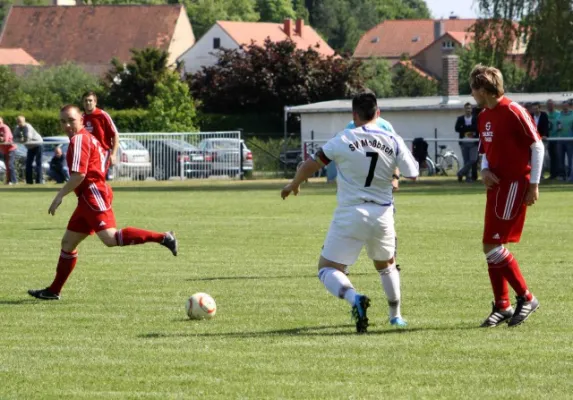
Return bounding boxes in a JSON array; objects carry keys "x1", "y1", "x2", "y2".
[
  {"x1": 28, "y1": 105, "x2": 178, "y2": 301},
  {"x1": 470, "y1": 65, "x2": 544, "y2": 327},
  {"x1": 82, "y1": 91, "x2": 119, "y2": 177}
]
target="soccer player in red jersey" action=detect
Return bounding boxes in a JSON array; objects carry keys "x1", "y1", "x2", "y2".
[
  {"x1": 470, "y1": 65, "x2": 544, "y2": 327},
  {"x1": 28, "y1": 105, "x2": 178, "y2": 301},
  {"x1": 82, "y1": 91, "x2": 119, "y2": 177}
]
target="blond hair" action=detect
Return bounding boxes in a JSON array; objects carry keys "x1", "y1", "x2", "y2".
[{"x1": 470, "y1": 64, "x2": 505, "y2": 97}]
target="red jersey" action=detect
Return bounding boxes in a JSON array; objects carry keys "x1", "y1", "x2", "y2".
[
  {"x1": 66, "y1": 129, "x2": 113, "y2": 211},
  {"x1": 478, "y1": 96, "x2": 541, "y2": 181},
  {"x1": 83, "y1": 107, "x2": 118, "y2": 151}
]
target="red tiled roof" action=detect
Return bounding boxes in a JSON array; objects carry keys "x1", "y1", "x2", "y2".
[
  {"x1": 446, "y1": 31, "x2": 474, "y2": 46},
  {"x1": 0, "y1": 5, "x2": 184, "y2": 66},
  {"x1": 217, "y1": 20, "x2": 335, "y2": 57},
  {"x1": 354, "y1": 19, "x2": 477, "y2": 58},
  {"x1": 0, "y1": 48, "x2": 39, "y2": 65},
  {"x1": 393, "y1": 60, "x2": 437, "y2": 81}
]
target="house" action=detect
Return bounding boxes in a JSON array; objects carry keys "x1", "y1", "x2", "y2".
[
  {"x1": 355, "y1": 17, "x2": 526, "y2": 80},
  {"x1": 0, "y1": 48, "x2": 40, "y2": 74},
  {"x1": 0, "y1": 3, "x2": 195, "y2": 76},
  {"x1": 178, "y1": 18, "x2": 335, "y2": 75}
]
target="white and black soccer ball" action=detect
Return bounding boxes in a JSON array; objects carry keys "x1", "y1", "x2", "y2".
[{"x1": 186, "y1": 292, "x2": 217, "y2": 320}]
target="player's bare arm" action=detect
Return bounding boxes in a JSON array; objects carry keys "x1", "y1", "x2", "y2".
[
  {"x1": 110, "y1": 131, "x2": 120, "y2": 166},
  {"x1": 281, "y1": 158, "x2": 324, "y2": 199},
  {"x1": 48, "y1": 172, "x2": 86, "y2": 215},
  {"x1": 481, "y1": 168, "x2": 499, "y2": 189}
]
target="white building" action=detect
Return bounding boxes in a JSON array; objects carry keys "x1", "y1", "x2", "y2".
[{"x1": 178, "y1": 19, "x2": 334, "y2": 75}]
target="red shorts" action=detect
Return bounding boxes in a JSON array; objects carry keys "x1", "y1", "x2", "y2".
[
  {"x1": 483, "y1": 177, "x2": 529, "y2": 244},
  {"x1": 67, "y1": 198, "x2": 117, "y2": 235}
]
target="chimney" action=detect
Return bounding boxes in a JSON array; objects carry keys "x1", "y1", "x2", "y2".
[
  {"x1": 441, "y1": 54, "x2": 460, "y2": 104},
  {"x1": 295, "y1": 18, "x2": 304, "y2": 36},
  {"x1": 434, "y1": 19, "x2": 445, "y2": 41},
  {"x1": 284, "y1": 18, "x2": 292, "y2": 37}
]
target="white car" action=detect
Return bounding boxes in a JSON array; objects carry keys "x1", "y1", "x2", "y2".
[
  {"x1": 115, "y1": 138, "x2": 152, "y2": 180},
  {"x1": 197, "y1": 138, "x2": 253, "y2": 177}
]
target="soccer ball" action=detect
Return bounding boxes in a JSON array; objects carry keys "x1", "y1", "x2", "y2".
[{"x1": 186, "y1": 292, "x2": 217, "y2": 320}]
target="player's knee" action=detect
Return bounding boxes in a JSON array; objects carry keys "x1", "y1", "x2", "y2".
[{"x1": 101, "y1": 236, "x2": 117, "y2": 247}]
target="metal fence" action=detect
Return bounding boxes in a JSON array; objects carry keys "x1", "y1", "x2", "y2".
[{"x1": 114, "y1": 131, "x2": 247, "y2": 181}]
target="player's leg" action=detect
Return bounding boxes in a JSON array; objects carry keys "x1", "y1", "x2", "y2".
[
  {"x1": 319, "y1": 213, "x2": 370, "y2": 333},
  {"x1": 367, "y1": 205, "x2": 405, "y2": 327},
  {"x1": 90, "y1": 208, "x2": 178, "y2": 256},
  {"x1": 481, "y1": 180, "x2": 539, "y2": 327},
  {"x1": 28, "y1": 229, "x2": 88, "y2": 300}
]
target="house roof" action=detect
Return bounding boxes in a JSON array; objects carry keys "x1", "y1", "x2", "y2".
[
  {"x1": 394, "y1": 60, "x2": 437, "y2": 81},
  {"x1": 287, "y1": 92, "x2": 573, "y2": 113},
  {"x1": 353, "y1": 18, "x2": 477, "y2": 58},
  {"x1": 0, "y1": 5, "x2": 185, "y2": 67},
  {"x1": 216, "y1": 20, "x2": 335, "y2": 57},
  {"x1": 0, "y1": 48, "x2": 39, "y2": 65}
]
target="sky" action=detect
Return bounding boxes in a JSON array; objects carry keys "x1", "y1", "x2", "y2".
[{"x1": 425, "y1": 0, "x2": 480, "y2": 19}]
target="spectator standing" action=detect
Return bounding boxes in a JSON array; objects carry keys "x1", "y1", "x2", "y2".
[
  {"x1": 557, "y1": 101, "x2": 573, "y2": 180},
  {"x1": 545, "y1": 99, "x2": 561, "y2": 179},
  {"x1": 531, "y1": 102, "x2": 550, "y2": 178},
  {"x1": 455, "y1": 102, "x2": 479, "y2": 182},
  {"x1": 14, "y1": 116, "x2": 44, "y2": 184},
  {"x1": 0, "y1": 116, "x2": 17, "y2": 185},
  {"x1": 47, "y1": 146, "x2": 70, "y2": 183}
]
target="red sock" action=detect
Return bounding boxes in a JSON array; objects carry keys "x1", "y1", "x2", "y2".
[
  {"x1": 115, "y1": 227, "x2": 164, "y2": 246},
  {"x1": 503, "y1": 256, "x2": 533, "y2": 300},
  {"x1": 48, "y1": 250, "x2": 78, "y2": 294},
  {"x1": 487, "y1": 265, "x2": 510, "y2": 309}
]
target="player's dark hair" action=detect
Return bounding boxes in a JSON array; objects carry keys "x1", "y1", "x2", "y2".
[
  {"x1": 82, "y1": 91, "x2": 97, "y2": 100},
  {"x1": 352, "y1": 90, "x2": 378, "y2": 121},
  {"x1": 464, "y1": 102, "x2": 472, "y2": 107}
]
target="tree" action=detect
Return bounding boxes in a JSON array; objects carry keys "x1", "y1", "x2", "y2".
[
  {"x1": 359, "y1": 58, "x2": 393, "y2": 98},
  {"x1": 256, "y1": 0, "x2": 295, "y2": 22},
  {"x1": 0, "y1": 67, "x2": 24, "y2": 109},
  {"x1": 104, "y1": 48, "x2": 170, "y2": 109},
  {"x1": 147, "y1": 72, "x2": 198, "y2": 132},
  {"x1": 391, "y1": 62, "x2": 438, "y2": 97},
  {"x1": 183, "y1": 0, "x2": 259, "y2": 39},
  {"x1": 292, "y1": 0, "x2": 309, "y2": 21},
  {"x1": 188, "y1": 39, "x2": 365, "y2": 115}
]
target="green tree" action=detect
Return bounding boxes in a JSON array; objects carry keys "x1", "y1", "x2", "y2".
[
  {"x1": 104, "y1": 48, "x2": 171, "y2": 109},
  {"x1": 391, "y1": 62, "x2": 438, "y2": 97},
  {"x1": 183, "y1": 0, "x2": 259, "y2": 39},
  {"x1": 256, "y1": 0, "x2": 295, "y2": 22},
  {"x1": 0, "y1": 66, "x2": 24, "y2": 109},
  {"x1": 147, "y1": 72, "x2": 197, "y2": 132},
  {"x1": 360, "y1": 58, "x2": 393, "y2": 97},
  {"x1": 292, "y1": 0, "x2": 309, "y2": 20}
]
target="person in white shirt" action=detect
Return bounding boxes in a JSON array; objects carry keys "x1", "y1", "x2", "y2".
[{"x1": 281, "y1": 91, "x2": 419, "y2": 333}]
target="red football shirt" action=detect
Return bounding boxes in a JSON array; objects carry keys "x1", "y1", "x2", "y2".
[
  {"x1": 478, "y1": 96, "x2": 541, "y2": 181},
  {"x1": 83, "y1": 107, "x2": 118, "y2": 151},
  {"x1": 66, "y1": 129, "x2": 113, "y2": 211}
]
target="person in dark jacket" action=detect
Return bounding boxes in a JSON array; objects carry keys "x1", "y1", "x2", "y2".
[
  {"x1": 47, "y1": 146, "x2": 69, "y2": 183},
  {"x1": 455, "y1": 103, "x2": 479, "y2": 182}
]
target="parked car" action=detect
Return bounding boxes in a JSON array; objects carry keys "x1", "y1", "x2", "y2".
[
  {"x1": 115, "y1": 138, "x2": 152, "y2": 180},
  {"x1": 140, "y1": 138, "x2": 211, "y2": 180},
  {"x1": 197, "y1": 138, "x2": 253, "y2": 177}
]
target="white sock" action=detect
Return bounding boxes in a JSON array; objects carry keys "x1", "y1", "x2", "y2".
[
  {"x1": 378, "y1": 263, "x2": 401, "y2": 319},
  {"x1": 318, "y1": 267, "x2": 357, "y2": 306}
]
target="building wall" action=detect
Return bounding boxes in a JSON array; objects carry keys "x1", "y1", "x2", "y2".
[
  {"x1": 179, "y1": 25, "x2": 238, "y2": 74},
  {"x1": 168, "y1": 8, "x2": 196, "y2": 67},
  {"x1": 299, "y1": 107, "x2": 468, "y2": 158},
  {"x1": 414, "y1": 39, "x2": 457, "y2": 78}
]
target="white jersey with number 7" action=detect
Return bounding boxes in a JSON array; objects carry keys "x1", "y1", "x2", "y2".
[{"x1": 317, "y1": 123, "x2": 419, "y2": 207}]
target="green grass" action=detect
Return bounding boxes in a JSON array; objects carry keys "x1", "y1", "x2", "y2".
[{"x1": 0, "y1": 179, "x2": 572, "y2": 399}]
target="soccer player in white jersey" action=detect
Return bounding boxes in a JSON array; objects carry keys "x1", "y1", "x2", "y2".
[{"x1": 281, "y1": 91, "x2": 419, "y2": 333}]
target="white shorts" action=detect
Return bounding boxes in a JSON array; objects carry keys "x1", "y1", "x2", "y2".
[{"x1": 321, "y1": 203, "x2": 396, "y2": 266}]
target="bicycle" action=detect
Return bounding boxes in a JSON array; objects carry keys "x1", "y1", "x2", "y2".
[{"x1": 431, "y1": 145, "x2": 460, "y2": 176}]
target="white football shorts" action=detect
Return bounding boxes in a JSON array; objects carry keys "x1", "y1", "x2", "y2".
[{"x1": 321, "y1": 203, "x2": 396, "y2": 266}]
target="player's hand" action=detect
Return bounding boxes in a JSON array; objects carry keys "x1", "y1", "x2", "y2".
[
  {"x1": 524, "y1": 184, "x2": 539, "y2": 206},
  {"x1": 281, "y1": 183, "x2": 299, "y2": 199},
  {"x1": 109, "y1": 154, "x2": 117, "y2": 166},
  {"x1": 481, "y1": 169, "x2": 499, "y2": 189},
  {"x1": 48, "y1": 195, "x2": 63, "y2": 216},
  {"x1": 392, "y1": 178, "x2": 399, "y2": 192}
]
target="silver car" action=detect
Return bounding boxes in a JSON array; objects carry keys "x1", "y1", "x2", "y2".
[
  {"x1": 197, "y1": 138, "x2": 253, "y2": 177},
  {"x1": 115, "y1": 138, "x2": 152, "y2": 180}
]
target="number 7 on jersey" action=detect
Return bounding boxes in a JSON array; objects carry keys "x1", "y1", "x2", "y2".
[{"x1": 364, "y1": 152, "x2": 378, "y2": 187}]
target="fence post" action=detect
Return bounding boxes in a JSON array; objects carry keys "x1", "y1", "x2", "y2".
[
  {"x1": 434, "y1": 128, "x2": 438, "y2": 162},
  {"x1": 238, "y1": 128, "x2": 244, "y2": 181}
]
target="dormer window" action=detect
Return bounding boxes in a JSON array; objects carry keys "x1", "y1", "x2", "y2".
[
  {"x1": 442, "y1": 40, "x2": 454, "y2": 49},
  {"x1": 412, "y1": 36, "x2": 420, "y2": 42},
  {"x1": 371, "y1": 36, "x2": 380, "y2": 43}
]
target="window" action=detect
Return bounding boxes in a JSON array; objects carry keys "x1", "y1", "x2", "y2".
[
  {"x1": 213, "y1": 38, "x2": 221, "y2": 49},
  {"x1": 442, "y1": 40, "x2": 454, "y2": 49}
]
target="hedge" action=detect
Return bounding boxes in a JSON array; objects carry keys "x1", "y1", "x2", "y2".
[{"x1": 0, "y1": 109, "x2": 283, "y2": 136}]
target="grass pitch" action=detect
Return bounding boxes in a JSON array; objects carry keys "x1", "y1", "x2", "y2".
[{"x1": 0, "y1": 179, "x2": 572, "y2": 399}]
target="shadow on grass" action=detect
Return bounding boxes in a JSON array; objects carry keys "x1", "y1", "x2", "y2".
[
  {"x1": 138, "y1": 324, "x2": 478, "y2": 339},
  {"x1": 185, "y1": 273, "x2": 371, "y2": 282},
  {"x1": 0, "y1": 299, "x2": 42, "y2": 305}
]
